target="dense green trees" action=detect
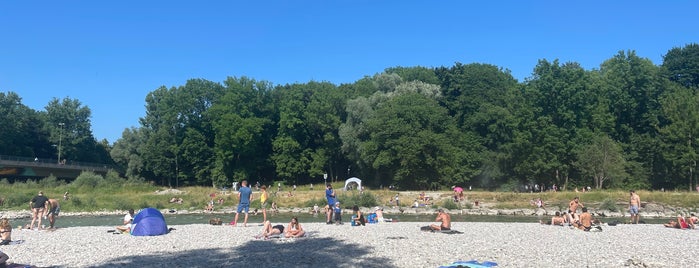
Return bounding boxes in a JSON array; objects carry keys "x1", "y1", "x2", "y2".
[{"x1": 3, "y1": 43, "x2": 699, "y2": 191}]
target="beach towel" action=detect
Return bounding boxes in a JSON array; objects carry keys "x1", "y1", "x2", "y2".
[{"x1": 440, "y1": 260, "x2": 498, "y2": 268}]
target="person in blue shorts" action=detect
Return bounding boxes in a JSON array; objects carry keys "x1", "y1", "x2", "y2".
[
  {"x1": 325, "y1": 184, "x2": 335, "y2": 224},
  {"x1": 233, "y1": 180, "x2": 253, "y2": 227}
]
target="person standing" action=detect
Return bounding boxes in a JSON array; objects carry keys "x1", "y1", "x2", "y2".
[
  {"x1": 233, "y1": 180, "x2": 253, "y2": 227},
  {"x1": 47, "y1": 198, "x2": 60, "y2": 229},
  {"x1": 29, "y1": 191, "x2": 49, "y2": 230},
  {"x1": 629, "y1": 190, "x2": 641, "y2": 224},
  {"x1": 568, "y1": 196, "x2": 583, "y2": 224},
  {"x1": 325, "y1": 184, "x2": 335, "y2": 224},
  {"x1": 260, "y1": 185, "x2": 269, "y2": 223}
]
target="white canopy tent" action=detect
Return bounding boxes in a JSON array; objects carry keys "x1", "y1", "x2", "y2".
[{"x1": 343, "y1": 177, "x2": 362, "y2": 191}]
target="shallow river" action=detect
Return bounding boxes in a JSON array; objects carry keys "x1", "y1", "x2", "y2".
[{"x1": 21, "y1": 212, "x2": 669, "y2": 227}]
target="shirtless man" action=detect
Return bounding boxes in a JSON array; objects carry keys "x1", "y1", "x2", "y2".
[
  {"x1": 629, "y1": 190, "x2": 641, "y2": 224},
  {"x1": 430, "y1": 209, "x2": 452, "y2": 231},
  {"x1": 29, "y1": 191, "x2": 49, "y2": 230},
  {"x1": 568, "y1": 196, "x2": 583, "y2": 224},
  {"x1": 47, "y1": 198, "x2": 60, "y2": 229},
  {"x1": 577, "y1": 207, "x2": 593, "y2": 231}
]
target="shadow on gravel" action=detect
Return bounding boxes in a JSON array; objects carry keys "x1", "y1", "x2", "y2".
[{"x1": 92, "y1": 235, "x2": 396, "y2": 268}]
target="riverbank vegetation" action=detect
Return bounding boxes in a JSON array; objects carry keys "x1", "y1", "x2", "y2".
[{"x1": 1, "y1": 174, "x2": 698, "y2": 214}]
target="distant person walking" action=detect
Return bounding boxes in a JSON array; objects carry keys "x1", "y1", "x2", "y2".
[
  {"x1": 325, "y1": 184, "x2": 335, "y2": 224},
  {"x1": 29, "y1": 191, "x2": 50, "y2": 230},
  {"x1": 629, "y1": 190, "x2": 641, "y2": 224},
  {"x1": 232, "y1": 180, "x2": 253, "y2": 227}
]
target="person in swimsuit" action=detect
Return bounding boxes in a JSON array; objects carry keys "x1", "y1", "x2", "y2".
[
  {"x1": 285, "y1": 217, "x2": 305, "y2": 238},
  {"x1": 577, "y1": 207, "x2": 593, "y2": 231},
  {"x1": 256, "y1": 220, "x2": 285, "y2": 239},
  {"x1": 629, "y1": 190, "x2": 641, "y2": 224},
  {"x1": 47, "y1": 198, "x2": 60, "y2": 229},
  {"x1": 568, "y1": 196, "x2": 583, "y2": 225},
  {"x1": 29, "y1": 191, "x2": 49, "y2": 230},
  {"x1": 430, "y1": 209, "x2": 451, "y2": 231},
  {"x1": 0, "y1": 218, "x2": 12, "y2": 245}
]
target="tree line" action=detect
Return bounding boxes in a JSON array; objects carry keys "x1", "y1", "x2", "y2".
[{"x1": 3, "y1": 44, "x2": 699, "y2": 191}]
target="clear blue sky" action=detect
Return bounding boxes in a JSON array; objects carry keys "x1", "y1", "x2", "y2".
[{"x1": 1, "y1": 1, "x2": 696, "y2": 144}]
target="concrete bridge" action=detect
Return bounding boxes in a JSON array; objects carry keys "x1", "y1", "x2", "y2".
[{"x1": 0, "y1": 155, "x2": 114, "y2": 180}]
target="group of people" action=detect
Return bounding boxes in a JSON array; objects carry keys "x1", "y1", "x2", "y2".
[
  {"x1": 541, "y1": 190, "x2": 645, "y2": 231},
  {"x1": 540, "y1": 196, "x2": 599, "y2": 231},
  {"x1": 29, "y1": 191, "x2": 60, "y2": 230}
]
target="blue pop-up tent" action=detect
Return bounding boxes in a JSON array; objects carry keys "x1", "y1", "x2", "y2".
[{"x1": 131, "y1": 208, "x2": 168, "y2": 236}]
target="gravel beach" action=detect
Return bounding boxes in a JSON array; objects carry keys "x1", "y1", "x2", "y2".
[{"x1": 1, "y1": 222, "x2": 697, "y2": 268}]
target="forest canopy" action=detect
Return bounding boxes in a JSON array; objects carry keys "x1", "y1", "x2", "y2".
[{"x1": 3, "y1": 44, "x2": 699, "y2": 191}]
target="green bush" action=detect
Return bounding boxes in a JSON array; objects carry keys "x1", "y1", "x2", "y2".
[
  {"x1": 71, "y1": 172, "x2": 104, "y2": 189},
  {"x1": 39, "y1": 175, "x2": 65, "y2": 188},
  {"x1": 440, "y1": 198, "x2": 459, "y2": 210},
  {"x1": 598, "y1": 198, "x2": 619, "y2": 212},
  {"x1": 337, "y1": 191, "x2": 378, "y2": 208},
  {"x1": 304, "y1": 197, "x2": 327, "y2": 207}
]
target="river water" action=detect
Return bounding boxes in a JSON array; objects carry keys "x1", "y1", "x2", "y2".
[{"x1": 20, "y1": 213, "x2": 669, "y2": 228}]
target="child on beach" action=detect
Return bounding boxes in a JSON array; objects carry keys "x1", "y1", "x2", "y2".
[{"x1": 333, "y1": 202, "x2": 342, "y2": 224}]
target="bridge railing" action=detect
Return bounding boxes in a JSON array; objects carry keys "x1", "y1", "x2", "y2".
[{"x1": 0, "y1": 155, "x2": 115, "y2": 171}]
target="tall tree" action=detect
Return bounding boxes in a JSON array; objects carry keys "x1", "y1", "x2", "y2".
[
  {"x1": 45, "y1": 97, "x2": 109, "y2": 164},
  {"x1": 209, "y1": 77, "x2": 275, "y2": 187},
  {"x1": 0, "y1": 92, "x2": 51, "y2": 158},
  {"x1": 662, "y1": 43, "x2": 699, "y2": 89},
  {"x1": 575, "y1": 135, "x2": 627, "y2": 189},
  {"x1": 659, "y1": 85, "x2": 699, "y2": 190}
]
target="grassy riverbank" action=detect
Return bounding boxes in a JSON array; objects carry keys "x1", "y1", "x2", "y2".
[{"x1": 1, "y1": 174, "x2": 698, "y2": 213}]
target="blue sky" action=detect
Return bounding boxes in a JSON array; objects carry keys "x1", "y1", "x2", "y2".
[{"x1": 1, "y1": 1, "x2": 697, "y2": 144}]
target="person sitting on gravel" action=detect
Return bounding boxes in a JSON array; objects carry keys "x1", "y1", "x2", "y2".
[
  {"x1": 429, "y1": 209, "x2": 451, "y2": 231},
  {"x1": 256, "y1": 220, "x2": 284, "y2": 239},
  {"x1": 576, "y1": 207, "x2": 593, "y2": 231},
  {"x1": 115, "y1": 209, "x2": 135, "y2": 233},
  {"x1": 540, "y1": 211, "x2": 566, "y2": 226},
  {"x1": 0, "y1": 218, "x2": 12, "y2": 245},
  {"x1": 284, "y1": 217, "x2": 305, "y2": 238},
  {"x1": 351, "y1": 205, "x2": 365, "y2": 226}
]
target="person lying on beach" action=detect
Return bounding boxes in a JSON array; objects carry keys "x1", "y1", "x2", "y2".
[
  {"x1": 429, "y1": 209, "x2": 451, "y2": 231},
  {"x1": 284, "y1": 217, "x2": 305, "y2": 238},
  {"x1": 664, "y1": 215, "x2": 693, "y2": 229},
  {"x1": 256, "y1": 220, "x2": 284, "y2": 239},
  {"x1": 689, "y1": 213, "x2": 698, "y2": 225},
  {"x1": 0, "y1": 218, "x2": 11, "y2": 245}
]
